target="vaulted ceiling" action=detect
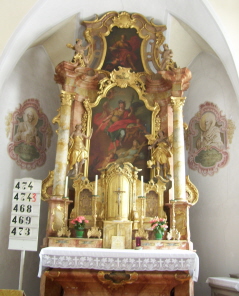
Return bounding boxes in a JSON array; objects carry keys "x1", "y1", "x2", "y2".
[{"x1": 0, "y1": 0, "x2": 238, "y2": 99}]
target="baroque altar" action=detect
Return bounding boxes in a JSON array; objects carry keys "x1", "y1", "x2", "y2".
[{"x1": 41, "y1": 11, "x2": 199, "y2": 296}]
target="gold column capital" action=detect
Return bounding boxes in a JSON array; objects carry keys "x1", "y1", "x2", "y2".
[
  {"x1": 170, "y1": 97, "x2": 186, "y2": 109},
  {"x1": 60, "y1": 90, "x2": 75, "y2": 106}
]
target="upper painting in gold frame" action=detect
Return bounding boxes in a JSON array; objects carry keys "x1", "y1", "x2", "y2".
[{"x1": 82, "y1": 11, "x2": 166, "y2": 74}]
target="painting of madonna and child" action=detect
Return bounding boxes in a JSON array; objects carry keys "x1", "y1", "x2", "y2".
[
  {"x1": 102, "y1": 27, "x2": 144, "y2": 72},
  {"x1": 89, "y1": 86, "x2": 151, "y2": 181}
]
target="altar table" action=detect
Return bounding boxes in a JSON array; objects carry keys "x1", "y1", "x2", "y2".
[{"x1": 39, "y1": 247, "x2": 199, "y2": 296}]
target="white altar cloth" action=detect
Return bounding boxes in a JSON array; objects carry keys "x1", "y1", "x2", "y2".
[{"x1": 38, "y1": 247, "x2": 199, "y2": 281}]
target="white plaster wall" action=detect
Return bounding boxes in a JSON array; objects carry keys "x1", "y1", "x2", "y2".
[
  {"x1": 184, "y1": 52, "x2": 239, "y2": 296},
  {"x1": 0, "y1": 46, "x2": 59, "y2": 295},
  {"x1": 0, "y1": 0, "x2": 37, "y2": 55}
]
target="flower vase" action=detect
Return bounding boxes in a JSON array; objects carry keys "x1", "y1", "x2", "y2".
[
  {"x1": 75, "y1": 228, "x2": 84, "y2": 238},
  {"x1": 154, "y1": 230, "x2": 163, "y2": 240}
]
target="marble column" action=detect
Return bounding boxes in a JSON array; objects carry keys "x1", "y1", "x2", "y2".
[
  {"x1": 52, "y1": 90, "x2": 75, "y2": 197},
  {"x1": 170, "y1": 97, "x2": 186, "y2": 200}
]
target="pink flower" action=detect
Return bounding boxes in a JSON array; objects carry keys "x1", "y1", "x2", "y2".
[
  {"x1": 150, "y1": 216, "x2": 168, "y2": 232},
  {"x1": 70, "y1": 216, "x2": 89, "y2": 227},
  {"x1": 149, "y1": 218, "x2": 159, "y2": 223}
]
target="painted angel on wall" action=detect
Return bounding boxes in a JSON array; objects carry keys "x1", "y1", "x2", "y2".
[
  {"x1": 187, "y1": 102, "x2": 234, "y2": 176},
  {"x1": 14, "y1": 107, "x2": 40, "y2": 147},
  {"x1": 6, "y1": 99, "x2": 53, "y2": 170},
  {"x1": 196, "y1": 112, "x2": 224, "y2": 150}
]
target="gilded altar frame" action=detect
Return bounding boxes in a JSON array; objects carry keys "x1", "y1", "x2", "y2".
[
  {"x1": 42, "y1": 11, "x2": 198, "y2": 248},
  {"x1": 71, "y1": 66, "x2": 165, "y2": 226}
]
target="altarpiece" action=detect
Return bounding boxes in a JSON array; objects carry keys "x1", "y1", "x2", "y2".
[{"x1": 40, "y1": 11, "x2": 199, "y2": 296}]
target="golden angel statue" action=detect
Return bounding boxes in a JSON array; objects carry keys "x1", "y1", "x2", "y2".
[
  {"x1": 147, "y1": 130, "x2": 172, "y2": 179},
  {"x1": 157, "y1": 43, "x2": 175, "y2": 71},
  {"x1": 67, "y1": 39, "x2": 90, "y2": 67},
  {"x1": 67, "y1": 124, "x2": 93, "y2": 176}
]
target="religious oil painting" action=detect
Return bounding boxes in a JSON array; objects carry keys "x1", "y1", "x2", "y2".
[
  {"x1": 187, "y1": 102, "x2": 234, "y2": 176},
  {"x1": 89, "y1": 86, "x2": 151, "y2": 180},
  {"x1": 6, "y1": 98, "x2": 53, "y2": 170},
  {"x1": 102, "y1": 27, "x2": 144, "y2": 73}
]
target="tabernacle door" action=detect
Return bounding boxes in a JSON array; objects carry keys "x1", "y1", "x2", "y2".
[{"x1": 107, "y1": 174, "x2": 130, "y2": 221}]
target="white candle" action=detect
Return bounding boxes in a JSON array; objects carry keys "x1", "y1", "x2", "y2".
[
  {"x1": 141, "y1": 175, "x2": 144, "y2": 196},
  {"x1": 64, "y1": 176, "x2": 68, "y2": 197},
  {"x1": 94, "y1": 175, "x2": 98, "y2": 195}
]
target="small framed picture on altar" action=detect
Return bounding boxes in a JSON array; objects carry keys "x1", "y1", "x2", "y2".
[{"x1": 111, "y1": 236, "x2": 125, "y2": 249}]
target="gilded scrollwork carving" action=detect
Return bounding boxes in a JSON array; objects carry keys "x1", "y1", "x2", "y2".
[
  {"x1": 102, "y1": 162, "x2": 141, "y2": 182},
  {"x1": 111, "y1": 11, "x2": 137, "y2": 29},
  {"x1": 87, "y1": 226, "x2": 102, "y2": 239},
  {"x1": 135, "y1": 227, "x2": 148, "y2": 240},
  {"x1": 60, "y1": 90, "x2": 75, "y2": 107},
  {"x1": 52, "y1": 108, "x2": 60, "y2": 127},
  {"x1": 185, "y1": 175, "x2": 199, "y2": 205},
  {"x1": 82, "y1": 98, "x2": 91, "y2": 133},
  {"x1": 97, "y1": 270, "x2": 138, "y2": 290},
  {"x1": 51, "y1": 204, "x2": 64, "y2": 232},
  {"x1": 57, "y1": 199, "x2": 71, "y2": 238},
  {"x1": 41, "y1": 170, "x2": 54, "y2": 201},
  {"x1": 94, "y1": 67, "x2": 160, "y2": 122},
  {"x1": 170, "y1": 97, "x2": 186, "y2": 110},
  {"x1": 71, "y1": 178, "x2": 94, "y2": 220},
  {"x1": 145, "y1": 178, "x2": 167, "y2": 219}
]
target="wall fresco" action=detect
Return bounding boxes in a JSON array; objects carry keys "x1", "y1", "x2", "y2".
[
  {"x1": 6, "y1": 98, "x2": 53, "y2": 170},
  {"x1": 187, "y1": 102, "x2": 235, "y2": 176}
]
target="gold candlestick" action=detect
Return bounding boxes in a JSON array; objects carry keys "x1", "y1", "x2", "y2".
[
  {"x1": 135, "y1": 195, "x2": 148, "y2": 240},
  {"x1": 87, "y1": 194, "x2": 102, "y2": 239},
  {"x1": 167, "y1": 200, "x2": 181, "y2": 240}
]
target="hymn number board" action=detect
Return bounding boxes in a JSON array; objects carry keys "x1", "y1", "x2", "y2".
[{"x1": 8, "y1": 178, "x2": 42, "y2": 251}]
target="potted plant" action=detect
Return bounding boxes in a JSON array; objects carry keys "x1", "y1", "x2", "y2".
[
  {"x1": 70, "y1": 216, "x2": 89, "y2": 238},
  {"x1": 150, "y1": 217, "x2": 168, "y2": 240}
]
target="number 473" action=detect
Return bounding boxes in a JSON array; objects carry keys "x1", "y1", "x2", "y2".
[{"x1": 11, "y1": 227, "x2": 30, "y2": 236}]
